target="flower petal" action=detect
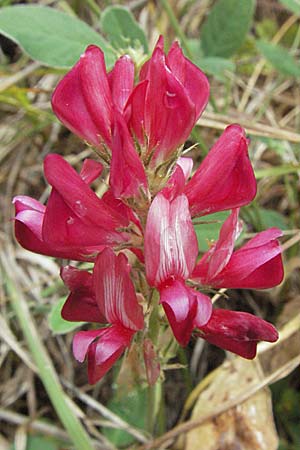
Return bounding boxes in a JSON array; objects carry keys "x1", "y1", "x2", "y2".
[
  {"x1": 108, "y1": 55, "x2": 135, "y2": 112},
  {"x1": 215, "y1": 228, "x2": 284, "y2": 289},
  {"x1": 110, "y1": 113, "x2": 148, "y2": 199},
  {"x1": 160, "y1": 280, "x2": 198, "y2": 346},
  {"x1": 184, "y1": 125, "x2": 257, "y2": 216},
  {"x1": 44, "y1": 154, "x2": 128, "y2": 229},
  {"x1": 73, "y1": 329, "x2": 105, "y2": 363},
  {"x1": 87, "y1": 324, "x2": 134, "y2": 383},
  {"x1": 79, "y1": 159, "x2": 103, "y2": 185},
  {"x1": 145, "y1": 193, "x2": 198, "y2": 287},
  {"x1": 197, "y1": 309, "x2": 278, "y2": 359},
  {"x1": 61, "y1": 266, "x2": 106, "y2": 323},
  {"x1": 93, "y1": 248, "x2": 144, "y2": 331},
  {"x1": 167, "y1": 41, "x2": 209, "y2": 119},
  {"x1": 52, "y1": 45, "x2": 112, "y2": 147}
]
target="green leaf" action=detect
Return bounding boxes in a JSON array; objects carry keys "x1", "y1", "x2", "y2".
[
  {"x1": 103, "y1": 387, "x2": 147, "y2": 446},
  {"x1": 196, "y1": 56, "x2": 235, "y2": 80},
  {"x1": 11, "y1": 435, "x2": 60, "y2": 450},
  {"x1": 256, "y1": 207, "x2": 288, "y2": 230},
  {"x1": 201, "y1": 0, "x2": 255, "y2": 57},
  {"x1": 256, "y1": 40, "x2": 300, "y2": 77},
  {"x1": 193, "y1": 211, "x2": 230, "y2": 252},
  {"x1": 100, "y1": 5, "x2": 148, "y2": 52},
  {"x1": 0, "y1": 5, "x2": 115, "y2": 68},
  {"x1": 48, "y1": 297, "x2": 85, "y2": 335},
  {"x1": 280, "y1": 0, "x2": 300, "y2": 14}
]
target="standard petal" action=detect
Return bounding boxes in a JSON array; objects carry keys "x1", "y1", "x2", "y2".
[
  {"x1": 110, "y1": 113, "x2": 148, "y2": 199},
  {"x1": 93, "y1": 248, "x2": 144, "y2": 331},
  {"x1": 145, "y1": 193, "x2": 198, "y2": 287},
  {"x1": 184, "y1": 125, "x2": 257, "y2": 216},
  {"x1": 197, "y1": 309, "x2": 278, "y2": 359},
  {"x1": 108, "y1": 55, "x2": 135, "y2": 112},
  {"x1": 144, "y1": 46, "x2": 196, "y2": 163},
  {"x1": 160, "y1": 280, "x2": 197, "y2": 346},
  {"x1": 61, "y1": 266, "x2": 106, "y2": 323},
  {"x1": 167, "y1": 41, "x2": 210, "y2": 119},
  {"x1": 51, "y1": 45, "x2": 112, "y2": 147}
]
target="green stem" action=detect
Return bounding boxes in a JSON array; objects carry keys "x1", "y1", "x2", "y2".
[
  {"x1": 160, "y1": 0, "x2": 193, "y2": 59},
  {"x1": 4, "y1": 268, "x2": 95, "y2": 450}
]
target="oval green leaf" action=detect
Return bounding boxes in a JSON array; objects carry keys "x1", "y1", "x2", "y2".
[
  {"x1": 100, "y1": 5, "x2": 148, "y2": 52},
  {"x1": 256, "y1": 40, "x2": 300, "y2": 77},
  {"x1": 201, "y1": 0, "x2": 255, "y2": 58},
  {"x1": 193, "y1": 211, "x2": 230, "y2": 252},
  {"x1": 0, "y1": 5, "x2": 115, "y2": 68},
  {"x1": 49, "y1": 297, "x2": 85, "y2": 335},
  {"x1": 280, "y1": 0, "x2": 300, "y2": 14}
]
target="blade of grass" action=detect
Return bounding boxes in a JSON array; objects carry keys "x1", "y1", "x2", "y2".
[{"x1": 1, "y1": 255, "x2": 95, "y2": 450}]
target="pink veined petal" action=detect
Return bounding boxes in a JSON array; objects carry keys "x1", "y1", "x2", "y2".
[
  {"x1": 87, "y1": 325, "x2": 134, "y2": 384},
  {"x1": 73, "y1": 328, "x2": 105, "y2": 363},
  {"x1": 44, "y1": 154, "x2": 128, "y2": 229},
  {"x1": 160, "y1": 280, "x2": 197, "y2": 346},
  {"x1": 184, "y1": 124, "x2": 257, "y2": 217},
  {"x1": 207, "y1": 209, "x2": 242, "y2": 279},
  {"x1": 79, "y1": 159, "x2": 103, "y2": 185},
  {"x1": 167, "y1": 41, "x2": 210, "y2": 119},
  {"x1": 51, "y1": 46, "x2": 111, "y2": 148},
  {"x1": 110, "y1": 113, "x2": 148, "y2": 199},
  {"x1": 93, "y1": 248, "x2": 144, "y2": 331},
  {"x1": 60, "y1": 266, "x2": 106, "y2": 323},
  {"x1": 145, "y1": 193, "x2": 198, "y2": 287},
  {"x1": 108, "y1": 55, "x2": 135, "y2": 112},
  {"x1": 197, "y1": 309, "x2": 278, "y2": 359}
]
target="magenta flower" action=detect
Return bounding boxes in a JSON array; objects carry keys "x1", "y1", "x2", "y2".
[
  {"x1": 144, "y1": 192, "x2": 212, "y2": 346},
  {"x1": 126, "y1": 36, "x2": 209, "y2": 164},
  {"x1": 197, "y1": 310, "x2": 278, "y2": 359},
  {"x1": 52, "y1": 37, "x2": 209, "y2": 167},
  {"x1": 71, "y1": 248, "x2": 143, "y2": 383},
  {"x1": 13, "y1": 155, "x2": 129, "y2": 261},
  {"x1": 13, "y1": 37, "x2": 284, "y2": 383},
  {"x1": 184, "y1": 124, "x2": 257, "y2": 216},
  {"x1": 192, "y1": 209, "x2": 284, "y2": 289},
  {"x1": 52, "y1": 45, "x2": 134, "y2": 149}
]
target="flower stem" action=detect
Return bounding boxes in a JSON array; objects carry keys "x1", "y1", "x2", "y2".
[
  {"x1": 160, "y1": 0, "x2": 193, "y2": 59},
  {"x1": 3, "y1": 266, "x2": 95, "y2": 450}
]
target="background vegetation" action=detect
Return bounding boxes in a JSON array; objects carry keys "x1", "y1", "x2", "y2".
[{"x1": 0, "y1": 0, "x2": 299, "y2": 449}]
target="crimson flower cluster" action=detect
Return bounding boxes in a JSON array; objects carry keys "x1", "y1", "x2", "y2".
[{"x1": 13, "y1": 37, "x2": 283, "y2": 384}]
